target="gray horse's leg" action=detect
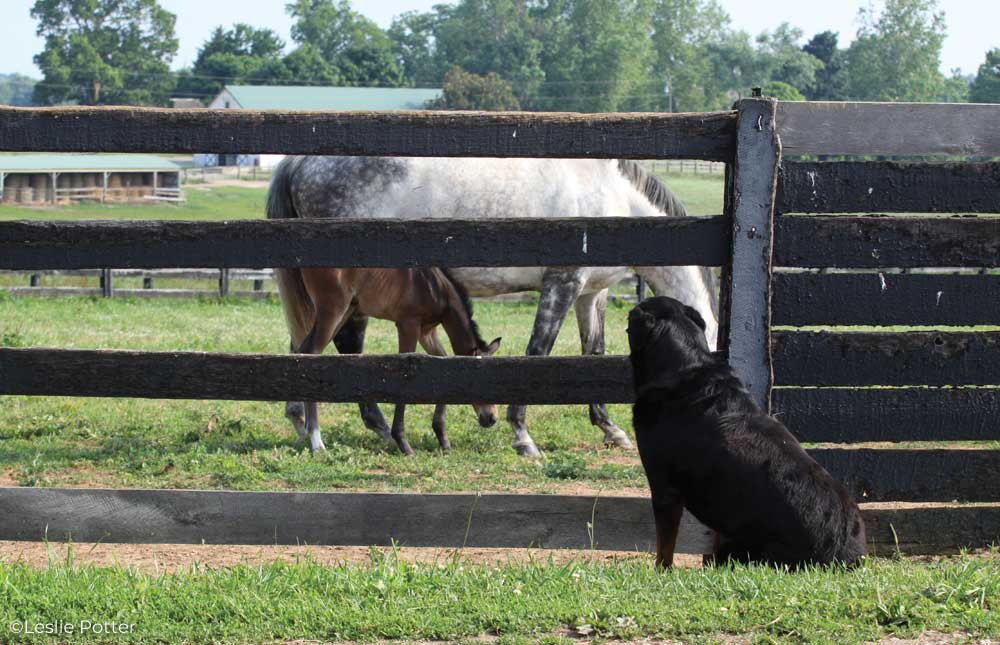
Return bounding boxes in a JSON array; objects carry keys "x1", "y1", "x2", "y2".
[
  {"x1": 574, "y1": 290, "x2": 633, "y2": 450},
  {"x1": 334, "y1": 312, "x2": 391, "y2": 439},
  {"x1": 507, "y1": 271, "x2": 586, "y2": 457}
]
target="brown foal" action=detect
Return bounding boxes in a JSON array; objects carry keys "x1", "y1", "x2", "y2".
[{"x1": 283, "y1": 266, "x2": 501, "y2": 455}]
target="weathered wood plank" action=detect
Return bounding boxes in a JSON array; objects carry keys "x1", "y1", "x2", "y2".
[
  {"x1": 863, "y1": 505, "x2": 1000, "y2": 555},
  {"x1": 0, "y1": 348, "x2": 636, "y2": 404},
  {"x1": 777, "y1": 161, "x2": 1000, "y2": 214},
  {"x1": 772, "y1": 331, "x2": 1000, "y2": 386},
  {"x1": 772, "y1": 272, "x2": 1000, "y2": 326},
  {"x1": 773, "y1": 388, "x2": 1000, "y2": 443},
  {"x1": 810, "y1": 449, "x2": 1000, "y2": 502},
  {"x1": 775, "y1": 216, "x2": 1000, "y2": 268},
  {"x1": 0, "y1": 217, "x2": 728, "y2": 270},
  {"x1": 0, "y1": 487, "x2": 993, "y2": 555},
  {"x1": 718, "y1": 98, "x2": 780, "y2": 410},
  {"x1": 778, "y1": 102, "x2": 1000, "y2": 157},
  {"x1": 0, "y1": 488, "x2": 712, "y2": 553},
  {"x1": 0, "y1": 106, "x2": 738, "y2": 161}
]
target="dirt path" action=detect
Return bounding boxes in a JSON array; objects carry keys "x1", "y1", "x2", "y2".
[{"x1": 0, "y1": 540, "x2": 695, "y2": 573}]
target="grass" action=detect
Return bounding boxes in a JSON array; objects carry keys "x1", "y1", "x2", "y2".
[
  {"x1": 0, "y1": 551, "x2": 997, "y2": 644},
  {"x1": 0, "y1": 294, "x2": 646, "y2": 493},
  {"x1": 0, "y1": 184, "x2": 267, "y2": 221}
]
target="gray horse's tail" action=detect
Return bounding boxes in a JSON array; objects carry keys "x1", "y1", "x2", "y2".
[{"x1": 267, "y1": 157, "x2": 314, "y2": 347}]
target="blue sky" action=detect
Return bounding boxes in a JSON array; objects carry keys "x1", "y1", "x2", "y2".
[{"x1": 3, "y1": 0, "x2": 997, "y2": 79}]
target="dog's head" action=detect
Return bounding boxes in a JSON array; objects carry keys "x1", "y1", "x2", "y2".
[{"x1": 627, "y1": 296, "x2": 713, "y2": 391}]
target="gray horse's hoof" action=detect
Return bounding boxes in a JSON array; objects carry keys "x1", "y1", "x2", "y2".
[
  {"x1": 603, "y1": 427, "x2": 635, "y2": 450},
  {"x1": 513, "y1": 440, "x2": 541, "y2": 458}
]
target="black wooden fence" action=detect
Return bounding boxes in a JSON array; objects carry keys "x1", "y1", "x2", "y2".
[{"x1": 0, "y1": 100, "x2": 997, "y2": 556}]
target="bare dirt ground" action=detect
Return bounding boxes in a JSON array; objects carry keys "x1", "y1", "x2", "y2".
[{"x1": 0, "y1": 540, "x2": 688, "y2": 573}]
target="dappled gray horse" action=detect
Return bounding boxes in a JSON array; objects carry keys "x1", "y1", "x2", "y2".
[{"x1": 267, "y1": 157, "x2": 719, "y2": 457}]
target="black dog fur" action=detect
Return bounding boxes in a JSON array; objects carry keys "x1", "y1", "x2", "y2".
[{"x1": 627, "y1": 296, "x2": 866, "y2": 568}]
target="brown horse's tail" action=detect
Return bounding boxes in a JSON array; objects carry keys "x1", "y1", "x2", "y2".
[{"x1": 267, "y1": 157, "x2": 314, "y2": 348}]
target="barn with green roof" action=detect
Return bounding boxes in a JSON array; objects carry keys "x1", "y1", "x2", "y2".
[{"x1": 193, "y1": 85, "x2": 443, "y2": 169}]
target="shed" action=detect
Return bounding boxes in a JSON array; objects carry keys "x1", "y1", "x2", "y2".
[
  {"x1": 0, "y1": 154, "x2": 183, "y2": 205},
  {"x1": 194, "y1": 84, "x2": 443, "y2": 169}
]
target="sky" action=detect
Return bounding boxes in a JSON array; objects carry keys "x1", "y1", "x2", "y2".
[{"x1": 2, "y1": 0, "x2": 997, "y2": 79}]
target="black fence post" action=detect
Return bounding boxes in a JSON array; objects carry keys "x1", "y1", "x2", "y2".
[
  {"x1": 29, "y1": 274, "x2": 39, "y2": 287},
  {"x1": 219, "y1": 269, "x2": 230, "y2": 297},
  {"x1": 635, "y1": 275, "x2": 646, "y2": 302},
  {"x1": 717, "y1": 97, "x2": 781, "y2": 412},
  {"x1": 100, "y1": 269, "x2": 113, "y2": 298}
]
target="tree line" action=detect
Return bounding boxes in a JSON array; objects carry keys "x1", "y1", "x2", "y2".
[{"x1": 17, "y1": 0, "x2": 1000, "y2": 110}]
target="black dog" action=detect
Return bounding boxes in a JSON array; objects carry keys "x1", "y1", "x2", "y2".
[{"x1": 627, "y1": 296, "x2": 866, "y2": 568}]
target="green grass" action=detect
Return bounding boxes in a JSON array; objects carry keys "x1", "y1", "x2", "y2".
[
  {"x1": 0, "y1": 552, "x2": 997, "y2": 644},
  {"x1": 0, "y1": 295, "x2": 645, "y2": 493},
  {"x1": 0, "y1": 185, "x2": 267, "y2": 221}
]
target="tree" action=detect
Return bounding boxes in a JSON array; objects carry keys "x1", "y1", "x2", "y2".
[
  {"x1": 536, "y1": 0, "x2": 655, "y2": 112},
  {"x1": 388, "y1": 10, "x2": 446, "y2": 87},
  {"x1": 802, "y1": 31, "x2": 849, "y2": 100},
  {"x1": 174, "y1": 24, "x2": 290, "y2": 101},
  {"x1": 762, "y1": 80, "x2": 804, "y2": 101},
  {"x1": 754, "y1": 23, "x2": 823, "y2": 96},
  {"x1": 286, "y1": 0, "x2": 402, "y2": 86},
  {"x1": 934, "y1": 68, "x2": 970, "y2": 103},
  {"x1": 969, "y1": 49, "x2": 1000, "y2": 103},
  {"x1": 31, "y1": 0, "x2": 178, "y2": 106},
  {"x1": 0, "y1": 74, "x2": 39, "y2": 106},
  {"x1": 429, "y1": 67, "x2": 520, "y2": 110},
  {"x1": 648, "y1": 0, "x2": 730, "y2": 112},
  {"x1": 846, "y1": 0, "x2": 946, "y2": 101}
]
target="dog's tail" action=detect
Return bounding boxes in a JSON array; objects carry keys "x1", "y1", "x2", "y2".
[{"x1": 267, "y1": 157, "x2": 314, "y2": 348}]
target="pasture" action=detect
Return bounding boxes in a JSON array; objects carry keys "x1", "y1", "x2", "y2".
[{"x1": 1, "y1": 179, "x2": 998, "y2": 644}]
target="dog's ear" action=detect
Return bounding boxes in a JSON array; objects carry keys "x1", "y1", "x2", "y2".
[{"x1": 683, "y1": 306, "x2": 707, "y2": 332}]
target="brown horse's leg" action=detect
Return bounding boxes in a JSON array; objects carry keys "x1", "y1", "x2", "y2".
[
  {"x1": 390, "y1": 320, "x2": 421, "y2": 455},
  {"x1": 419, "y1": 329, "x2": 451, "y2": 450},
  {"x1": 334, "y1": 313, "x2": 391, "y2": 439},
  {"x1": 297, "y1": 269, "x2": 352, "y2": 452}
]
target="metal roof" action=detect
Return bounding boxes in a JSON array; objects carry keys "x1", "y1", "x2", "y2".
[
  {"x1": 0, "y1": 154, "x2": 180, "y2": 173},
  {"x1": 223, "y1": 85, "x2": 442, "y2": 110}
]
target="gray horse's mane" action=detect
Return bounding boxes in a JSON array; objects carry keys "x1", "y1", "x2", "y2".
[{"x1": 616, "y1": 159, "x2": 689, "y2": 218}]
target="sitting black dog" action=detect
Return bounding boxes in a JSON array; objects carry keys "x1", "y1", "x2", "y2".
[{"x1": 627, "y1": 296, "x2": 866, "y2": 568}]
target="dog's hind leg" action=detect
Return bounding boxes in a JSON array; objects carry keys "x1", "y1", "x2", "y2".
[{"x1": 574, "y1": 290, "x2": 633, "y2": 450}]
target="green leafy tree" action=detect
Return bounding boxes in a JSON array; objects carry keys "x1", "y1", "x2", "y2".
[
  {"x1": 0, "y1": 74, "x2": 37, "y2": 106},
  {"x1": 934, "y1": 68, "x2": 970, "y2": 103},
  {"x1": 762, "y1": 80, "x2": 804, "y2": 101},
  {"x1": 802, "y1": 31, "x2": 849, "y2": 100},
  {"x1": 388, "y1": 10, "x2": 446, "y2": 87},
  {"x1": 647, "y1": 0, "x2": 730, "y2": 112},
  {"x1": 846, "y1": 0, "x2": 946, "y2": 101},
  {"x1": 536, "y1": 0, "x2": 655, "y2": 112},
  {"x1": 286, "y1": 0, "x2": 402, "y2": 86},
  {"x1": 429, "y1": 66, "x2": 521, "y2": 110},
  {"x1": 969, "y1": 49, "x2": 1000, "y2": 103},
  {"x1": 31, "y1": 0, "x2": 178, "y2": 105},
  {"x1": 175, "y1": 24, "x2": 290, "y2": 101},
  {"x1": 754, "y1": 23, "x2": 823, "y2": 95},
  {"x1": 282, "y1": 44, "x2": 341, "y2": 85},
  {"x1": 432, "y1": 0, "x2": 546, "y2": 105}
]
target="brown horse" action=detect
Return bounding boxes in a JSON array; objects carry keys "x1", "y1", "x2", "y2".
[{"x1": 277, "y1": 265, "x2": 502, "y2": 455}]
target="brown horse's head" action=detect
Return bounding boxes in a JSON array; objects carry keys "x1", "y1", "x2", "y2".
[{"x1": 470, "y1": 337, "x2": 502, "y2": 427}]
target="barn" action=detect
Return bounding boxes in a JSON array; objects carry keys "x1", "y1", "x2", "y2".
[
  {"x1": 193, "y1": 84, "x2": 444, "y2": 169},
  {"x1": 0, "y1": 154, "x2": 182, "y2": 205}
]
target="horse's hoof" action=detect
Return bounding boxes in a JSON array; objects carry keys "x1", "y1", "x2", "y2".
[
  {"x1": 513, "y1": 441, "x2": 541, "y2": 458},
  {"x1": 602, "y1": 427, "x2": 634, "y2": 450}
]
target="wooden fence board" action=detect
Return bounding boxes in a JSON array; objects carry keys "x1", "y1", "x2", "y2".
[
  {"x1": 810, "y1": 449, "x2": 1000, "y2": 503},
  {"x1": 0, "y1": 348, "x2": 636, "y2": 404},
  {"x1": 0, "y1": 488, "x2": 993, "y2": 555},
  {"x1": 0, "y1": 488, "x2": 710, "y2": 553},
  {"x1": 1, "y1": 287, "x2": 272, "y2": 300},
  {"x1": 772, "y1": 273, "x2": 1000, "y2": 326},
  {"x1": 773, "y1": 388, "x2": 1000, "y2": 443},
  {"x1": 775, "y1": 216, "x2": 1000, "y2": 268},
  {"x1": 0, "y1": 217, "x2": 728, "y2": 270},
  {"x1": 773, "y1": 331, "x2": 1000, "y2": 386},
  {"x1": 777, "y1": 161, "x2": 1000, "y2": 214},
  {"x1": 777, "y1": 102, "x2": 1000, "y2": 157},
  {"x1": 717, "y1": 98, "x2": 780, "y2": 409},
  {"x1": 0, "y1": 106, "x2": 737, "y2": 161}
]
